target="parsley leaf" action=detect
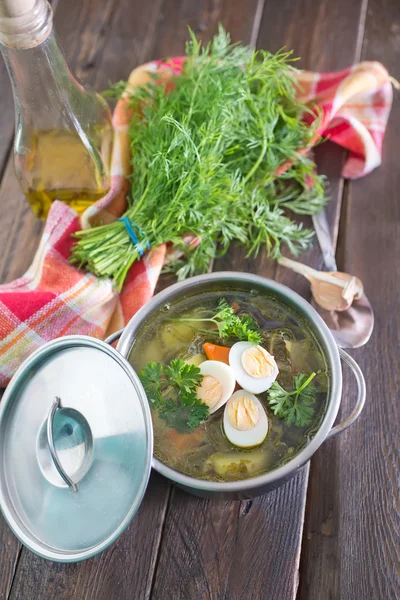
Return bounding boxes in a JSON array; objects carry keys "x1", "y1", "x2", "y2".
[
  {"x1": 139, "y1": 358, "x2": 208, "y2": 433},
  {"x1": 159, "y1": 393, "x2": 209, "y2": 433},
  {"x1": 230, "y1": 313, "x2": 261, "y2": 344},
  {"x1": 164, "y1": 359, "x2": 203, "y2": 393},
  {"x1": 177, "y1": 298, "x2": 262, "y2": 344},
  {"x1": 139, "y1": 361, "x2": 164, "y2": 408},
  {"x1": 267, "y1": 372, "x2": 317, "y2": 427}
]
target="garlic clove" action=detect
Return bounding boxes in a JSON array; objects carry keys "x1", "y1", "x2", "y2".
[
  {"x1": 277, "y1": 257, "x2": 365, "y2": 312},
  {"x1": 310, "y1": 272, "x2": 364, "y2": 312}
]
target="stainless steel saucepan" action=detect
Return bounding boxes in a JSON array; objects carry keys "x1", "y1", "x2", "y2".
[{"x1": 110, "y1": 272, "x2": 366, "y2": 499}]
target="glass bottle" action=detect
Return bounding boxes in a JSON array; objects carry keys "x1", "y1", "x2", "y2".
[{"x1": 0, "y1": 0, "x2": 113, "y2": 218}]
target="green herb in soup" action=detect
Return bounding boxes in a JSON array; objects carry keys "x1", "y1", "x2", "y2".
[
  {"x1": 139, "y1": 359, "x2": 209, "y2": 433},
  {"x1": 175, "y1": 298, "x2": 262, "y2": 344},
  {"x1": 130, "y1": 290, "x2": 330, "y2": 482},
  {"x1": 268, "y1": 372, "x2": 317, "y2": 427}
]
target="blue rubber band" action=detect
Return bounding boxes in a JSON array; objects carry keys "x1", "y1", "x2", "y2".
[{"x1": 118, "y1": 217, "x2": 150, "y2": 256}]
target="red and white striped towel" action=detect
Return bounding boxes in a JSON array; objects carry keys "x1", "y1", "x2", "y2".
[{"x1": 0, "y1": 58, "x2": 394, "y2": 386}]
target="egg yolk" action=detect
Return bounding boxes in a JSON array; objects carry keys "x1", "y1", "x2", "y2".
[
  {"x1": 241, "y1": 346, "x2": 275, "y2": 379},
  {"x1": 227, "y1": 395, "x2": 259, "y2": 431},
  {"x1": 196, "y1": 375, "x2": 222, "y2": 410}
]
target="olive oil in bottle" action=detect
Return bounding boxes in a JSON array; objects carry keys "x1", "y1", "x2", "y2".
[
  {"x1": 20, "y1": 129, "x2": 110, "y2": 218},
  {"x1": 0, "y1": 0, "x2": 112, "y2": 219}
]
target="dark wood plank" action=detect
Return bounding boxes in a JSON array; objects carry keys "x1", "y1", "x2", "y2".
[
  {"x1": 149, "y1": 0, "x2": 264, "y2": 56},
  {"x1": 0, "y1": 160, "x2": 43, "y2": 284},
  {"x1": 0, "y1": 528, "x2": 21, "y2": 600},
  {"x1": 151, "y1": 2, "x2": 366, "y2": 600},
  {"x1": 257, "y1": 0, "x2": 367, "y2": 71},
  {"x1": 0, "y1": 60, "x2": 14, "y2": 178},
  {"x1": 151, "y1": 472, "x2": 309, "y2": 600},
  {"x1": 299, "y1": 0, "x2": 400, "y2": 597}
]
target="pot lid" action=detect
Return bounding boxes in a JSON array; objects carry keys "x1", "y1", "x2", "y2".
[{"x1": 0, "y1": 336, "x2": 153, "y2": 562}]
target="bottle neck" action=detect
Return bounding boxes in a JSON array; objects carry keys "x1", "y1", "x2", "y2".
[
  {"x1": 1, "y1": 31, "x2": 85, "y2": 124},
  {"x1": 0, "y1": 0, "x2": 52, "y2": 49}
]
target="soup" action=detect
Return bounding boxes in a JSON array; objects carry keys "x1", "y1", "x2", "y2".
[{"x1": 129, "y1": 289, "x2": 330, "y2": 482}]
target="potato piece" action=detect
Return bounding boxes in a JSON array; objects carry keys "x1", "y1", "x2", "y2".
[
  {"x1": 205, "y1": 451, "x2": 269, "y2": 479},
  {"x1": 289, "y1": 339, "x2": 312, "y2": 372},
  {"x1": 174, "y1": 323, "x2": 196, "y2": 342},
  {"x1": 136, "y1": 338, "x2": 165, "y2": 369},
  {"x1": 186, "y1": 353, "x2": 206, "y2": 367},
  {"x1": 161, "y1": 326, "x2": 179, "y2": 347},
  {"x1": 161, "y1": 322, "x2": 195, "y2": 348}
]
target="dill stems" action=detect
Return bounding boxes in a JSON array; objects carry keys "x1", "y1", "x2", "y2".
[{"x1": 72, "y1": 27, "x2": 325, "y2": 290}]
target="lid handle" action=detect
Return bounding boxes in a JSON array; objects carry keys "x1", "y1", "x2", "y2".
[{"x1": 47, "y1": 397, "x2": 78, "y2": 492}]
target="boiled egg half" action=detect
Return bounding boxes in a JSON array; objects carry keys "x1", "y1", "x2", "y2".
[
  {"x1": 196, "y1": 360, "x2": 236, "y2": 414},
  {"x1": 229, "y1": 341, "x2": 279, "y2": 394},
  {"x1": 223, "y1": 390, "x2": 269, "y2": 448}
]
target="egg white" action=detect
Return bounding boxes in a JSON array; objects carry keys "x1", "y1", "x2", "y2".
[
  {"x1": 199, "y1": 360, "x2": 236, "y2": 414},
  {"x1": 229, "y1": 341, "x2": 279, "y2": 394},
  {"x1": 223, "y1": 390, "x2": 269, "y2": 448}
]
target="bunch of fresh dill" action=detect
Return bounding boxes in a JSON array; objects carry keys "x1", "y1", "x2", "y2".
[{"x1": 71, "y1": 26, "x2": 326, "y2": 290}]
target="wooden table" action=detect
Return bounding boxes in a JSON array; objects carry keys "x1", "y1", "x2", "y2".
[{"x1": 0, "y1": 0, "x2": 399, "y2": 598}]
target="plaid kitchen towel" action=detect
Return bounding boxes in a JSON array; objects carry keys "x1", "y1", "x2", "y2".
[
  {"x1": 296, "y1": 61, "x2": 395, "y2": 177},
  {"x1": 0, "y1": 58, "x2": 395, "y2": 386}
]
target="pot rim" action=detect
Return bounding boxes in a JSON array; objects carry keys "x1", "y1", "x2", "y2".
[{"x1": 117, "y1": 271, "x2": 342, "y2": 493}]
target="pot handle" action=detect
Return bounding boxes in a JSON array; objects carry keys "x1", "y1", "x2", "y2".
[
  {"x1": 105, "y1": 328, "x2": 124, "y2": 346},
  {"x1": 326, "y1": 348, "x2": 366, "y2": 439}
]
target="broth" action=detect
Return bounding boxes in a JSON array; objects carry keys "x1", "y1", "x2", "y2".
[{"x1": 129, "y1": 289, "x2": 330, "y2": 482}]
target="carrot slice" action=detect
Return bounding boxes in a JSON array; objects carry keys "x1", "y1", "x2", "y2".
[
  {"x1": 203, "y1": 342, "x2": 230, "y2": 365},
  {"x1": 165, "y1": 427, "x2": 206, "y2": 451}
]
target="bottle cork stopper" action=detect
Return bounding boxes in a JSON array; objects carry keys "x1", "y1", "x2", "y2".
[
  {"x1": 0, "y1": 0, "x2": 36, "y2": 19},
  {"x1": 0, "y1": 0, "x2": 51, "y2": 48}
]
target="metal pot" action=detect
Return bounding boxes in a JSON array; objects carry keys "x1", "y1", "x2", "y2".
[
  {"x1": 109, "y1": 272, "x2": 366, "y2": 501},
  {"x1": 0, "y1": 272, "x2": 365, "y2": 561}
]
